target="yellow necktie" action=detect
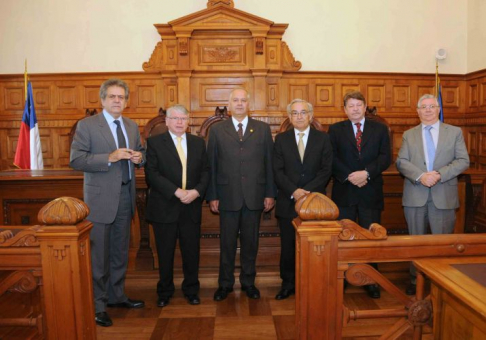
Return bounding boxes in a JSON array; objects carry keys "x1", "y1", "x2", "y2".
[
  {"x1": 176, "y1": 136, "x2": 186, "y2": 189},
  {"x1": 298, "y1": 132, "x2": 305, "y2": 163}
]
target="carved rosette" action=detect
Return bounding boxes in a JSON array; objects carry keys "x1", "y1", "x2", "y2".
[
  {"x1": 345, "y1": 264, "x2": 377, "y2": 286},
  {"x1": 142, "y1": 41, "x2": 164, "y2": 72},
  {"x1": 338, "y1": 220, "x2": 388, "y2": 240},
  {"x1": 207, "y1": 0, "x2": 234, "y2": 8},
  {"x1": 206, "y1": 47, "x2": 238, "y2": 62},
  {"x1": 294, "y1": 192, "x2": 339, "y2": 221},
  {"x1": 282, "y1": 42, "x2": 302, "y2": 71},
  {"x1": 37, "y1": 197, "x2": 89, "y2": 226},
  {"x1": 408, "y1": 300, "x2": 433, "y2": 325}
]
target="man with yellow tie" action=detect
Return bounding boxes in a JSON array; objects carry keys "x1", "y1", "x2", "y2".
[{"x1": 145, "y1": 104, "x2": 209, "y2": 307}]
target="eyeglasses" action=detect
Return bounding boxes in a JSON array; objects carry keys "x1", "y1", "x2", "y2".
[
  {"x1": 107, "y1": 95, "x2": 126, "y2": 100},
  {"x1": 167, "y1": 117, "x2": 189, "y2": 122},
  {"x1": 290, "y1": 111, "x2": 309, "y2": 117},
  {"x1": 419, "y1": 105, "x2": 438, "y2": 110}
]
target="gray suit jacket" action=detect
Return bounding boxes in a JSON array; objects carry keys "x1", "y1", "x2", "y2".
[
  {"x1": 206, "y1": 118, "x2": 276, "y2": 211},
  {"x1": 70, "y1": 113, "x2": 146, "y2": 223},
  {"x1": 396, "y1": 122, "x2": 469, "y2": 209}
]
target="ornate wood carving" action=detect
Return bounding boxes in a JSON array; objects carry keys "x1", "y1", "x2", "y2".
[
  {"x1": 367, "y1": 85, "x2": 385, "y2": 107},
  {"x1": 0, "y1": 271, "x2": 38, "y2": 294},
  {"x1": 179, "y1": 37, "x2": 189, "y2": 55},
  {"x1": 281, "y1": 42, "x2": 302, "y2": 71},
  {"x1": 52, "y1": 245, "x2": 67, "y2": 261},
  {"x1": 0, "y1": 229, "x2": 13, "y2": 243},
  {"x1": 37, "y1": 197, "x2": 89, "y2": 225},
  {"x1": 313, "y1": 244, "x2": 325, "y2": 256},
  {"x1": 294, "y1": 192, "x2": 339, "y2": 221},
  {"x1": 255, "y1": 37, "x2": 264, "y2": 55},
  {"x1": 204, "y1": 46, "x2": 240, "y2": 63},
  {"x1": 142, "y1": 41, "x2": 164, "y2": 72},
  {"x1": 207, "y1": 0, "x2": 234, "y2": 7},
  {"x1": 408, "y1": 300, "x2": 433, "y2": 326},
  {"x1": 338, "y1": 219, "x2": 388, "y2": 240}
]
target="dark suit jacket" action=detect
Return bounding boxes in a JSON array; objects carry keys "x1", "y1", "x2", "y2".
[
  {"x1": 145, "y1": 132, "x2": 209, "y2": 224},
  {"x1": 328, "y1": 119, "x2": 391, "y2": 210},
  {"x1": 70, "y1": 113, "x2": 146, "y2": 224},
  {"x1": 206, "y1": 118, "x2": 276, "y2": 211},
  {"x1": 273, "y1": 128, "x2": 333, "y2": 219}
]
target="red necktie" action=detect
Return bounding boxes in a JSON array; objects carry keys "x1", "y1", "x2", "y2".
[{"x1": 355, "y1": 122, "x2": 362, "y2": 153}]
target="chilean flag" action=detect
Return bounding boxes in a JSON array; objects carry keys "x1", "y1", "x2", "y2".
[{"x1": 13, "y1": 82, "x2": 43, "y2": 169}]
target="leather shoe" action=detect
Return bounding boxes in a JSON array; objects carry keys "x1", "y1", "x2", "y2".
[
  {"x1": 406, "y1": 283, "x2": 416, "y2": 296},
  {"x1": 365, "y1": 284, "x2": 381, "y2": 299},
  {"x1": 95, "y1": 312, "x2": 113, "y2": 327},
  {"x1": 185, "y1": 294, "x2": 201, "y2": 305},
  {"x1": 157, "y1": 297, "x2": 170, "y2": 307},
  {"x1": 107, "y1": 298, "x2": 145, "y2": 309},
  {"x1": 275, "y1": 288, "x2": 295, "y2": 300},
  {"x1": 213, "y1": 287, "x2": 233, "y2": 301},
  {"x1": 242, "y1": 285, "x2": 260, "y2": 299}
]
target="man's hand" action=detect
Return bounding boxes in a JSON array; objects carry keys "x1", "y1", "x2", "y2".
[
  {"x1": 348, "y1": 170, "x2": 368, "y2": 188},
  {"x1": 420, "y1": 171, "x2": 441, "y2": 187},
  {"x1": 209, "y1": 200, "x2": 219, "y2": 213},
  {"x1": 264, "y1": 197, "x2": 275, "y2": 212},
  {"x1": 293, "y1": 188, "x2": 310, "y2": 201},
  {"x1": 175, "y1": 188, "x2": 187, "y2": 199},
  {"x1": 130, "y1": 151, "x2": 143, "y2": 165},
  {"x1": 180, "y1": 189, "x2": 200, "y2": 204},
  {"x1": 108, "y1": 148, "x2": 133, "y2": 163}
]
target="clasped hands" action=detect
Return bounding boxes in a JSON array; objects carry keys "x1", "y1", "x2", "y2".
[
  {"x1": 420, "y1": 171, "x2": 441, "y2": 187},
  {"x1": 109, "y1": 148, "x2": 143, "y2": 164},
  {"x1": 209, "y1": 197, "x2": 275, "y2": 214},
  {"x1": 175, "y1": 188, "x2": 200, "y2": 204},
  {"x1": 348, "y1": 170, "x2": 368, "y2": 188}
]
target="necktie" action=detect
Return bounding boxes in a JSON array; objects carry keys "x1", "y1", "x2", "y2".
[
  {"x1": 355, "y1": 122, "x2": 362, "y2": 153},
  {"x1": 424, "y1": 125, "x2": 436, "y2": 171},
  {"x1": 114, "y1": 120, "x2": 130, "y2": 184},
  {"x1": 237, "y1": 123, "x2": 243, "y2": 141},
  {"x1": 298, "y1": 132, "x2": 305, "y2": 163},
  {"x1": 176, "y1": 136, "x2": 187, "y2": 190}
]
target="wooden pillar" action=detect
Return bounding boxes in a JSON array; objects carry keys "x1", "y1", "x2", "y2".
[
  {"x1": 35, "y1": 197, "x2": 96, "y2": 340},
  {"x1": 293, "y1": 193, "x2": 341, "y2": 340}
]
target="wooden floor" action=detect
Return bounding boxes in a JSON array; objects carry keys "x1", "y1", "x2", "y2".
[{"x1": 96, "y1": 269, "x2": 433, "y2": 340}]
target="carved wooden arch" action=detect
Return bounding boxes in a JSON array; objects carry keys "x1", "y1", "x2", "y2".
[
  {"x1": 198, "y1": 106, "x2": 230, "y2": 142},
  {"x1": 142, "y1": 108, "x2": 168, "y2": 144}
]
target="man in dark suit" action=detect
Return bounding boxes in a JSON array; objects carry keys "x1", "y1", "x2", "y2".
[
  {"x1": 145, "y1": 104, "x2": 209, "y2": 307},
  {"x1": 328, "y1": 91, "x2": 391, "y2": 299},
  {"x1": 207, "y1": 88, "x2": 276, "y2": 301},
  {"x1": 273, "y1": 99, "x2": 332, "y2": 300},
  {"x1": 396, "y1": 94, "x2": 469, "y2": 295},
  {"x1": 70, "y1": 78, "x2": 146, "y2": 327}
]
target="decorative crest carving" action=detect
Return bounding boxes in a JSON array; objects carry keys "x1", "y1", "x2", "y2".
[
  {"x1": 142, "y1": 41, "x2": 164, "y2": 72},
  {"x1": 338, "y1": 220, "x2": 388, "y2": 240},
  {"x1": 38, "y1": 197, "x2": 89, "y2": 226},
  {"x1": 281, "y1": 42, "x2": 302, "y2": 71},
  {"x1": 206, "y1": 47, "x2": 238, "y2": 62},
  {"x1": 207, "y1": 0, "x2": 234, "y2": 8},
  {"x1": 255, "y1": 37, "x2": 264, "y2": 55},
  {"x1": 0, "y1": 271, "x2": 38, "y2": 294},
  {"x1": 294, "y1": 192, "x2": 339, "y2": 221},
  {"x1": 0, "y1": 227, "x2": 40, "y2": 247},
  {"x1": 0, "y1": 230, "x2": 14, "y2": 244},
  {"x1": 179, "y1": 38, "x2": 189, "y2": 55}
]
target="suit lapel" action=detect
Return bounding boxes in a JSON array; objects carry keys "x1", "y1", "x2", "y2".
[
  {"x1": 242, "y1": 118, "x2": 256, "y2": 142},
  {"x1": 303, "y1": 128, "x2": 318, "y2": 162},
  {"x1": 413, "y1": 125, "x2": 427, "y2": 168},
  {"x1": 162, "y1": 132, "x2": 182, "y2": 166},
  {"x1": 360, "y1": 119, "x2": 373, "y2": 149},
  {"x1": 344, "y1": 120, "x2": 359, "y2": 152},
  {"x1": 186, "y1": 134, "x2": 195, "y2": 170},
  {"x1": 435, "y1": 123, "x2": 449, "y2": 161},
  {"x1": 284, "y1": 128, "x2": 302, "y2": 163},
  {"x1": 98, "y1": 114, "x2": 117, "y2": 151},
  {"x1": 222, "y1": 119, "x2": 240, "y2": 142}
]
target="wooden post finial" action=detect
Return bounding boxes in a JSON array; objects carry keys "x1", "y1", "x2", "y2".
[
  {"x1": 37, "y1": 197, "x2": 89, "y2": 225},
  {"x1": 294, "y1": 192, "x2": 339, "y2": 221}
]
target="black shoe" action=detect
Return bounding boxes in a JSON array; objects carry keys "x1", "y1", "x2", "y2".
[
  {"x1": 365, "y1": 284, "x2": 381, "y2": 299},
  {"x1": 242, "y1": 285, "x2": 261, "y2": 299},
  {"x1": 157, "y1": 297, "x2": 170, "y2": 307},
  {"x1": 406, "y1": 283, "x2": 416, "y2": 296},
  {"x1": 213, "y1": 287, "x2": 233, "y2": 301},
  {"x1": 107, "y1": 298, "x2": 145, "y2": 309},
  {"x1": 275, "y1": 288, "x2": 295, "y2": 300},
  {"x1": 185, "y1": 294, "x2": 201, "y2": 305},
  {"x1": 95, "y1": 312, "x2": 113, "y2": 327}
]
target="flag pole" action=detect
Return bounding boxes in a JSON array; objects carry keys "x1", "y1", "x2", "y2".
[
  {"x1": 435, "y1": 59, "x2": 439, "y2": 98},
  {"x1": 24, "y1": 59, "x2": 28, "y2": 101}
]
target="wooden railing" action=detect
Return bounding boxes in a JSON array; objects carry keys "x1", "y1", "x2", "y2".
[
  {"x1": 294, "y1": 192, "x2": 486, "y2": 340},
  {"x1": 0, "y1": 197, "x2": 96, "y2": 339}
]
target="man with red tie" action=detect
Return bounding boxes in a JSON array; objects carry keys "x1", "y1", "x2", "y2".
[{"x1": 328, "y1": 91, "x2": 391, "y2": 299}]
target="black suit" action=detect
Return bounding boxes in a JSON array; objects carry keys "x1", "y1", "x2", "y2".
[
  {"x1": 206, "y1": 118, "x2": 276, "y2": 288},
  {"x1": 145, "y1": 132, "x2": 209, "y2": 298},
  {"x1": 273, "y1": 128, "x2": 332, "y2": 289},
  {"x1": 328, "y1": 119, "x2": 391, "y2": 227}
]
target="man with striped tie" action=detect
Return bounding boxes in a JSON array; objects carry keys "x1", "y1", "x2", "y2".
[
  {"x1": 328, "y1": 91, "x2": 391, "y2": 299},
  {"x1": 396, "y1": 94, "x2": 469, "y2": 295}
]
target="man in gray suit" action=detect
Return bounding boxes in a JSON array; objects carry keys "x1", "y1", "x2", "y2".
[
  {"x1": 207, "y1": 88, "x2": 276, "y2": 301},
  {"x1": 396, "y1": 93, "x2": 469, "y2": 294},
  {"x1": 70, "y1": 78, "x2": 146, "y2": 327}
]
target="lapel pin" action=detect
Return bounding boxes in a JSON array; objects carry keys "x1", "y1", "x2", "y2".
[{"x1": 250, "y1": 129, "x2": 254, "y2": 133}]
